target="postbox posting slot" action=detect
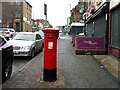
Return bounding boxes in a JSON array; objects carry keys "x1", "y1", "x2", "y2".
[{"x1": 48, "y1": 41, "x2": 53, "y2": 49}]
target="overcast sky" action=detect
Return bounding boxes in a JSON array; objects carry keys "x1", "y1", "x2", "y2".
[{"x1": 26, "y1": 0, "x2": 79, "y2": 27}]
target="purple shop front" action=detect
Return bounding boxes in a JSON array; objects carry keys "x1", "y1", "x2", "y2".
[{"x1": 75, "y1": 36, "x2": 105, "y2": 54}]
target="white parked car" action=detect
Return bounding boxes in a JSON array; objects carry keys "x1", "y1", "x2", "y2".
[
  {"x1": 9, "y1": 32, "x2": 44, "y2": 58},
  {"x1": 0, "y1": 28, "x2": 16, "y2": 40},
  {"x1": 38, "y1": 30, "x2": 44, "y2": 39}
]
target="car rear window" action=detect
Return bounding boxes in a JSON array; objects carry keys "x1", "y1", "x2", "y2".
[
  {"x1": 13, "y1": 33, "x2": 35, "y2": 41},
  {"x1": 9, "y1": 29, "x2": 15, "y2": 32}
]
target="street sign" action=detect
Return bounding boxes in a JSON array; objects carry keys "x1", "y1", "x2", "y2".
[{"x1": 44, "y1": 4, "x2": 47, "y2": 15}]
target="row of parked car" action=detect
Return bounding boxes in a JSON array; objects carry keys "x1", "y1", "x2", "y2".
[
  {"x1": 10, "y1": 31, "x2": 44, "y2": 57},
  {"x1": 0, "y1": 28, "x2": 16, "y2": 40},
  {"x1": 0, "y1": 28, "x2": 44, "y2": 83}
]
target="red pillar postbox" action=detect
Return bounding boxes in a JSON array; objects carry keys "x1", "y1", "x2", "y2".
[{"x1": 42, "y1": 28, "x2": 59, "y2": 82}]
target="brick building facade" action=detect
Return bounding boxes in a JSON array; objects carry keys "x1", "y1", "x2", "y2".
[{"x1": 1, "y1": 0, "x2": 32, "y2": 32}]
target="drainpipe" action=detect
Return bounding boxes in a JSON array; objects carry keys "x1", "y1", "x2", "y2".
[
  {"x1": 108, "y1": 3, "x2": 111, "y2": 55},
  {"x1": 106, "y1": 2, "x2": 110, "y2": 54},
  {"x1": 21, "y1": 2, "x2": 23, "y2": 32}
]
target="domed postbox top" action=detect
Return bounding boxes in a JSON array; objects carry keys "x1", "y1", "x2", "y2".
[{"x1": 42, "y1": 28, "x2": 59, "y2": 33}]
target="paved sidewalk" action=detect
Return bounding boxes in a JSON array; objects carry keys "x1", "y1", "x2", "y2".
[
  {"x1": 93, "y1": 55, "x2": 120, "y2": 82},
  {"x1": 2, "y1": 52, "x2": 65, "y2": 88},
  {"x1": 2, "y1": 35, "x2": 119, "y2": 89}
]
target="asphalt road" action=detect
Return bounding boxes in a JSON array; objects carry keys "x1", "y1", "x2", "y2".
[
  {"x1": 12, "y1": 56, "x2": 31, "y2": 77},
  {"x1": 12, "y1": 51, "x2": 42, "y2": 77}
]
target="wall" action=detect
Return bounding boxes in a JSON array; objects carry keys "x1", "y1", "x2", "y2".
[
  {"x1": 110, "y1": 0, "x2": 120, "y2": 9},
  {"x1": 22, "y1": 0, "x2": 32, "y2": 31}
]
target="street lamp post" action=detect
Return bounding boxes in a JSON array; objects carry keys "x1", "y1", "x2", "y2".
[
  {"x1": 44, "y1": 4, "x2": 47, "y2": 28},
  {"x1": 69, "y1": 4, "x2": 71, "y2": 16}
]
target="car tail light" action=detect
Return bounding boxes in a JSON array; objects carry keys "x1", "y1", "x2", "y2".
[
  {"x1": 6, "y1": 32, "x2": 10, "y2": 34},
  {"x1": 11, "y1": 45, "x2": 13, "y2": 48}
]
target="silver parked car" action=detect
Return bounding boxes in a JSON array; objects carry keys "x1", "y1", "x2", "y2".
[{"x1": 9, "y1": 32, "x2": 43, "y2": 58}]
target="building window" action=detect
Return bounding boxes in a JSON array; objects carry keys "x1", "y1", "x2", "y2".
[
  {"x1": 16, "y1": 0, "x2": 20, "y2": 5},
  {"x1": 9, "y1": 23, "x2": 13, "y2": 28},
  {"x1": 15, "y1": 10, "x2": 20, "y2": 18},
  {"x1": 0, "y1": 23, "x2": 2, "y2": 28}
]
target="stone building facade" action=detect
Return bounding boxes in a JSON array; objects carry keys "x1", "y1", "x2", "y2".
[{"x1": 70, "y1": 2, "x2": 84, "y2": 23}]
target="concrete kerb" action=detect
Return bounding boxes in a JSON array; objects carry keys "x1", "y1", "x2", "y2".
[{"x1": 11, "y1": 56, "x2": 37, "y2": 79}]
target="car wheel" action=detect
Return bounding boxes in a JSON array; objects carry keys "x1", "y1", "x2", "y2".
[
  {"x1": 40, "y1": 44, "x2": 44, "y2": 52},
  {"x1": 31, "y1": 48, "x2": 35, "y2": 58},
  {"x1": 2, "y1": 58, "x2": 13, "y2": 83}
]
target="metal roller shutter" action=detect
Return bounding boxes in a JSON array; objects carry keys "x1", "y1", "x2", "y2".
[
  {"x1": 118, "y1": 7, "x2": 120, "y2": 48},
  {"x1": 94, "y1": 14, "x2": 107, "y2": 37},
  {"x1": 86, "y1": 21, "x2": 93, "y2": 36},
  {"x1": 111, "y1": 7, "x2": 120, "y2": 49}
]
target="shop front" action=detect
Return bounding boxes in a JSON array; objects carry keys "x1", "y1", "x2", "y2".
[
  {"x1": 110, "y1": 3, "x2": 120, "y2": 58},
  {"x1": 85, "y1": 2, "x2": 109, "y2": 54}
]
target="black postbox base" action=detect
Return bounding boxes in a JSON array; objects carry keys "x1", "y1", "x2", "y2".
[{"x1": 43, "y1": 68, "x2": 57, "y2": 82}]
